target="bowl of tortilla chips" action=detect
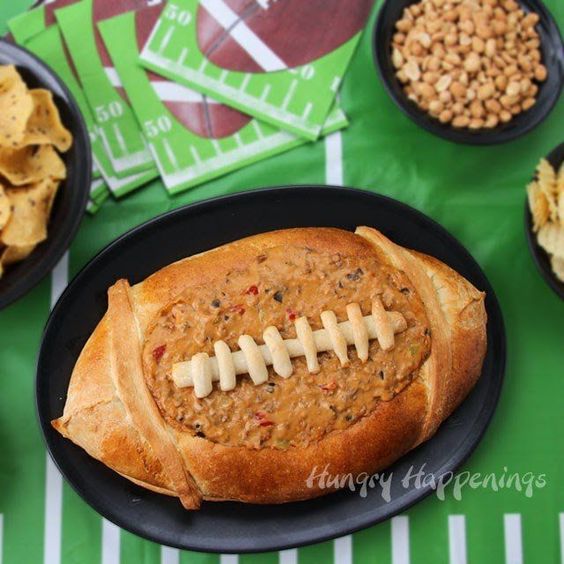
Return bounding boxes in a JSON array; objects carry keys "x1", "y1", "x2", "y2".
[{"x1": 0, "y1": 39, "x2": 91, "y2": 310}]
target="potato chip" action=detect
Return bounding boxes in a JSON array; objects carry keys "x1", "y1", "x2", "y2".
[
  {"x1": 1, "y1": 243, "x2": 36, "y2": 265},
  {"x1": 0, "y1": 144, "x2": 66, "y2": 186},
  {"x1": 527, "y1": 181, "x2": 549, "y2": 232},
  {"x1": 17, "y1": 89, "x2": 73, "y2": 152},
  {"x1": 537, "y1": 223, "x2": 564, "y2": 260},
  {"x1": 536, "y1": 158, "x2": 558, "y2": 221},
  {"x1": 0, "y1": 65, "x2": 33, "y2": 148},
  {"x1": 551, "y1": 255, "x2": 564, "y2": 282},
  {"x1": 0, "y1": 178, "x2": 58, "y2": 246},
  {"x1": 0, "y1": 184, "x2": 11, "y2": 230}
]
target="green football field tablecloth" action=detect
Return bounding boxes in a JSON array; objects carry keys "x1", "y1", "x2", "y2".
[{"x1": 0, "y1": 1, "x2": 562, "y2": 563}]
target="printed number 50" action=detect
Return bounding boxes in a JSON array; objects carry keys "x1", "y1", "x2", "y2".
[
  {"x1": 95, "y1": 102, "x2": 123, "y2": 123},
  {"x1": 144, "y1": 116, "x2": 173, "y2": 138},
  {"x1": 165, "y1": 4, "x2": 192, "y2": 25}
]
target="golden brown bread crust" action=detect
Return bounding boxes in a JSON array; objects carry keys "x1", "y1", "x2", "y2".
[{"x1": 52, "y1": 227, "x2": 487, "y2": 507}]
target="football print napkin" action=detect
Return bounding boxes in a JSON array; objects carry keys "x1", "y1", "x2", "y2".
[
  {"x1": 140, "y1": 0, "x2": 375, "y2": 140},
  {"x1": 99, "y1": 3, "x2": 348, "y2": 195}
]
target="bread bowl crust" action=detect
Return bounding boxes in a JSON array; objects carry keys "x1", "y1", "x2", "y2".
[{"x1": 52, "y1": 227, "x2": 487, "y2": 507}]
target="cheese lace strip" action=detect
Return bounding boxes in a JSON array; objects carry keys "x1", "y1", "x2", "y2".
[{"x1": 172, "y1": 298, "x2": 407, "y2": 398}]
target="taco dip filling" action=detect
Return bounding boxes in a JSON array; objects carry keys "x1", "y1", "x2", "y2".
[{"x1": 143, "y1": 245, "x2": 431, "y2": 450}]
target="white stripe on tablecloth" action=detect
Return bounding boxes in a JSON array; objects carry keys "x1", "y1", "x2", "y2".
[
  {"x1": 504, "y1": 514, "x2": 523, "y2": 564},
  {"x1": 44, "y1": 253, "x2": 69, "y2": 564},
  {"x1": 325, "y1": 130, "x2": 343, "y2": 186},
  {"x1": 160, "y1": 545, "x2": 179, "y2": 564},
  {"x1": 0, "y1": 513, "x2": 3, "y2": 564},
  {"x1": 448, "y1": 515, "x2": 467, "y2": 564},
  {"x1": 391, "y1": 516, "x2": 410, "y2": 564},
  {"x1": 101, "y1": 520, "x2": 120, "y2": 564},
  {"x1": 560, "y1": 514, "x2": 564, "y2": 564},
  {"x1": 220, "y1": 555, "x2": 238, "y2": 564},
  {"x1": 278, "y1": 548, "x2": 297, "y2": 564},
  {"x1": 334, "y1": 535, "x2": 352, "y2": 564},
  {"x1": 199, "y1": 0, "x2": 286, "y2": 72}
]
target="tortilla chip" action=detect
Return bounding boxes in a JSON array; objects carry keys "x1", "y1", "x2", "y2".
[
  {"x1": 537, "y1": 223, "x2": 564, "y2": 260},
  {"x1": 0, "y1": 144, "x2": 66, "y2": 186},
  {"x1": 0, "y1": 178, "x2": 58, "y2": 246},
  {"x1": 17, "y1": 89, "x2": 73, "y2": 152},
  {"x1": 0, "y1": 65, "x2": 33, "y2": 148},
  {"x1": 0, "y1": 184, "x2": 11, "y2": 230},
  {"x1": 551, "y1": 255, "x2": 564, "y2": 282},
  {"x1": 527, "y1": 181, "x2": 549, "y2": 232},
  {"x1": 1, "y1": 243, "x2": 36, "y2": 265}
]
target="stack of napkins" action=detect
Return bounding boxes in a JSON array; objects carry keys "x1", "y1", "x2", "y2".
[{"x1": 9, "y1": 0, "x2": 374, "y2": 213}]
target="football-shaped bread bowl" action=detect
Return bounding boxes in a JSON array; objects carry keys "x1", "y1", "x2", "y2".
[{"x1": 52, "y1": 227, "x2": 487, "y2": 510}]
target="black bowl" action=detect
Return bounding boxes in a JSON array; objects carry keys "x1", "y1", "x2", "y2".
[
  {"x1": 373, "y1": 0, "x2": 564, "y2": 145},
  {"x1": 0, "y1": 39, "x2": 91, "y2": 310},
  {"x1": 524, "y1": 142, "x2": 564, "y2": 299}
]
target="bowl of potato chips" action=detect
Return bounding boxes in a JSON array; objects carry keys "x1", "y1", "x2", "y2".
[
  {"x1": 0, "y1": 39, "x2": 90, "y2": 310},
  {"x1": 525, "y1": 142, "x2": 564, "y2": 299}
]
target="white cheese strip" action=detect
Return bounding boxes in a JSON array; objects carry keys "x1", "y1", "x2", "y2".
[
  {"x1": 263, "y1": 326, "x2": 292, "y2": 378},
  {"x1": 238, "y1": 335, "x2": 268, "y2": 385},
  {"x1": 321, "y1": 310, "x2": 349, "y2": 367},
  {"x1": 295, "y1": 316, "x2": 320, "y2": 374},
  {"x1": 192, "y1": 352, "x2": 212, "y2": 399},
  {"x1": 372, "y1": 296, "x2": 395, "y2": 351},
  {"x1": 214, "y1": 340, "x2": 236, "y2": 391},
  {"x1": 346, "y1": 302, "x2": 369, "y2": 362},
  {"x1": 172, "y1": 309, "x2": 407, "y2": 389}
]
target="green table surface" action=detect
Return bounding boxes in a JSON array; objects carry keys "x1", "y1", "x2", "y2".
[{"x1": 0, "y1": 1, "x2": 562, "y2": 563}]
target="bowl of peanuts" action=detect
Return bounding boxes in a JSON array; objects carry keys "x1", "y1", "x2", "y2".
[{"x1": 374, "y1": 0, "x2": 563, "y2": 144}]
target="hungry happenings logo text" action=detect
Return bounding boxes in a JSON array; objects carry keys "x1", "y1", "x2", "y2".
[{"x1": 305, "y1": 463, "x2": 547, "y2": 501}]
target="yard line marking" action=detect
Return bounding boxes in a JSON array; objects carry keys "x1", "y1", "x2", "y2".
[
  {"x1": 143, "y1": 18, "x2": 161, "y2": 55},
  {"x1": 325, "y1": 130, "x2": 343, "y2": 186},
  {"x1": 112, "y1": 123, "x2": 127, "y2": 154},
  {"x1": 281, "y1": 79, "x2": 298, "y2": 111},
  {"x1": 198, "y1": 58, "x2": 208, "y2": 73},
  {"x1": 190, "y1": 145, "x2": 202, "y2": 165},
  {"x1": 200, "y1": 0, "x2": 286, "y2": 71},
  {"x1": 44, "y1": 253, "x2": 68, "y2": 564},
  {"x1": 44, "y1": 458, "x2": 63, "y2": 564},
  {"x1": 234, "y1": 133, "x2": 243, "y2": 148},
  {"x1": 163, "y1": 139, "x2": 180, "y2": 171},
  {"x1": 301, "y1": 102, "x2": 313, "y2": 120},
  {"x1": 101, "y1": 520, "x2": 120, "y2": 564},
  {"x1": 220, "y1": 556, "x2": 238, "y2": 564},
  {"x1": 212, "y1": 139, "x2": 223, "y2": 155},
  {"x1": 391, "y1": 516, "x2": 410, "y2": 564},
  {"x1": 240, "y1": 74, "x2": 251, "y2": 92},
  {"x1": 560, "y1": 514, "x2": 564, "y2": 564},
  {"x1": 158, "y1": 26, "x2": 174, "y2": 54},
  {"x1": 177, "y1": 47, "x2": 189, "y2": 66},
  {"x1": 219, "y1": 70, "x2": 228, "y2": 83},
  {"x1": 278, "y1": 548, "x2": 297, "y2": 564},
  {"x1": 160, "y1": 546, "x2": 179, "y2": 564},
  {"x1": 252, "y1": 121, "x2": 264, "y2": 140},
  {"x1": 0, "y1": 514, "x2": 4, "y2": 564},
  {"x1": 504, "y1": 514, "x2": 523, "y2": 564},
  {"x1": 259, "y1": 84, "x2": 271, "y2": 103},
  {"x1": 334, "y1": 535, "x2": 352, "y2": 564},
  {"x1": 50, "y1": 252, "x2": 68, "y2": 306},
  {"x1": 448, "y1": 515, "x2": 467, "y2": 564}
]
